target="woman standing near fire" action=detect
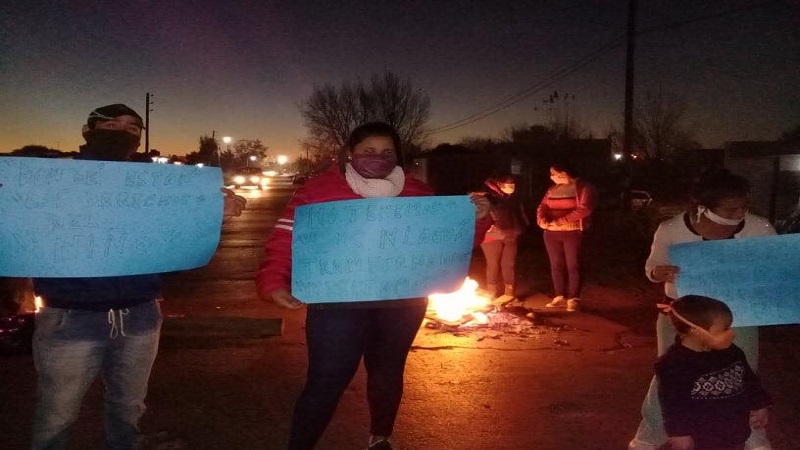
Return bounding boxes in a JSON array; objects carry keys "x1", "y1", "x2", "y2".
[
  {"x1": 256, "y1": 122, "x2": 488, "y2": 450},
  {"x1": 628, "y1": 169, "x2": 776, "y2": 450},
  {"x1": 477, "y1": 173, "x2": 529, "y2": 302},
  {"x1": 536, "y1": 160, "x2": 597, "y2": 312}
]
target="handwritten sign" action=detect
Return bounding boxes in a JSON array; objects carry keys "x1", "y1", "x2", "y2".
[
  {"x1": 0, "y1": 157, "x2": 223, "y2": 277},
  {"x1": 670, "y1": 233, "x2": 800, "y2": 327},
  {"x1": 292, "y1": 196, "x2": 474, "y2": 303}
]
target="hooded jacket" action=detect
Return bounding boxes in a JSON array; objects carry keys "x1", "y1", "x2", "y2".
[{"x1": 481, "y1": 179, "x2": 529, "y2": 241}]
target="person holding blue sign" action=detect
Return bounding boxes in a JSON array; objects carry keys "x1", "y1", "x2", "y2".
[
  {"x1": 629, "y1": 170, "x2": 775, "y2": 450},
  {"x1": 256, "y1": 122, "x2": 485, "y2": 450},
  {"x1": 29, "y1": 104, "x2": 245, "y2": 450},
  {"x1": 655, "y1": 296, "x2": 771, "y2": 450}
]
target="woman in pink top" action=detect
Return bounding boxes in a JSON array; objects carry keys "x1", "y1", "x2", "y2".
[{"x1": 536, "y1": 161, "x2": 597, "y2": 312}]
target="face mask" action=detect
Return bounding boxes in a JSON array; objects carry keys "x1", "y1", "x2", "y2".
[
  {"x1": 697, "y1": 327, "x2": 735, "y2": 350},
  {"x1": 351, "y1": 153, "x2": 397, "y2": 179},
  {"x1": 697, "y1": 205, "x2": 744, "y2": 226},
  {"x1": 84, "y1": 129, "x2": 140, "y2": 161},
  {"x1": 499, "y1": 183, "x2": 515, "y2": 195},
  {"x1": 662, "y1": 304, "x2": 735, "y2": 350}
]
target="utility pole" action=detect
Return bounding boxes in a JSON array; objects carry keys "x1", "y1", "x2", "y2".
[
  {"x1": 622, "y1": 0, "x2": 637, "y2": 209},
  {"x1": 145, "y1": 92, "x2": 154, "y2": 154}
]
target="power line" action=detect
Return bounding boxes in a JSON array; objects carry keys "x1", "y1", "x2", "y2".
[
  {"x1": 424, "y1": 0, "x2": 786, "y2": 137},
  {"x1": 425, "y1": 37, "x2": 625, "y2": 136}
]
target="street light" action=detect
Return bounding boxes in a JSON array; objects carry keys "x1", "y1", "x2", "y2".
[
  {"x1": 276, "y1": 154, "x2": 288, "y2": 174},
  {"x1": 247, "y1": 155, "x2": 257, "y2": 167}
]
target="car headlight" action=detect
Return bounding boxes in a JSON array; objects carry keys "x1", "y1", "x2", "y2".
[
  {"x1": 250, "y1": 176, "x2": 260, "y2": 184},
  {"x1": 233, "y1": 175, "x2": 246, "y2": 184}
]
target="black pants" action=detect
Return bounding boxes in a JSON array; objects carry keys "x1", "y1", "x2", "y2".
[{"x1": 287, "y1": 301, "x2": 427, "y2": 450}]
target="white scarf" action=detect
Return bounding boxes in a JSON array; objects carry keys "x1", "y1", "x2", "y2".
[{"x1": 345, "y1": 163, "x2": 405, "y2": 198}]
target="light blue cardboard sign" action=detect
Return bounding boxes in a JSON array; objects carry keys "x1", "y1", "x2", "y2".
[
  {"x1": 292, "y1": 196, "x2": 475, "y2": 303},
  {"x1": 0, "y1": 157, "x2": 223, "y2": 277},
  {"x1": 670, "y1": 233, "x2": 800, "y2": 327}
]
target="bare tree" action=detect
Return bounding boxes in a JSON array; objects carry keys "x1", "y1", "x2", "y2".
[
  {"x1": 540, "y1": 90, "x2": 584, "y2": 140},
  {"x1": 636, "y1": 88, "x2": 695, "y2": 159},
  {"x1": 300, "y1": 71, "x2": 430, "y2": 161}
]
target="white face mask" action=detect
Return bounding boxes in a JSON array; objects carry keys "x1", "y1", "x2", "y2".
[
  {"x1": 499, "y1": 183, "x2": 515, "y2": 195},
  {"x1": 697, "y1": 205, "x2": 744, "y2": 226},
  {"x1": 667, "y1": 306, "x2": 735, "y2": 350}
]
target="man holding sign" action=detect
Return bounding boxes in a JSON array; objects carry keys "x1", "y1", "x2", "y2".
[
  {"x1": 256, "y1": 122, "x2": 487, "y2": 450},
  {"x1": 28, "y1": 104, "x2": 245, "y2": 450}
]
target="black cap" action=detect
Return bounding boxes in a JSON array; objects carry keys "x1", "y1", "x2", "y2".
[{"x1": 87, "y1": 104, "x2": 144, "y2": 129}]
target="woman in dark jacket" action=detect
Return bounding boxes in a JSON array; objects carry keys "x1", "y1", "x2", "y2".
[{"x1": 478, "y1": 174, "x2": 529, "y2": 301}]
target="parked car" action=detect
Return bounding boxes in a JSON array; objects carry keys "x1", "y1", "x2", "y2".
[
  {"x1": 629, "y1": 190, "x2": 653, "y2": 210},
  {"x1": 227, "y1": 167, "x2": 269, "y2": 190}
]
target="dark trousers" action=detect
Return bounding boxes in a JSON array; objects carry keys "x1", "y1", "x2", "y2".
[
  {"x1": 287, "y1": 301, "x2": 427, "y2": 450},
  {"x1": 543, "y1": 230, "x2": 584, "y2": 298},
  {"x1": 480, "y1": 237, "x2": 518, "y2": 287}
]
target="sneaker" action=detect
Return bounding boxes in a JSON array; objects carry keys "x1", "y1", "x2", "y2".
[
  {"x1": 493, "y1": 294, "x2": 515, "y2": 305},
  {"x1": 566, "y1": 298, "x2": 580, "y2": 312},
  {"x1": 477, "y1": 288, "x2": 498, "y2": 300},
  {"x1": 367, "y1": 439, "x2": 393, "y2": 450},
  {"x1": 545, "y1": 295, "x2": 566, "y2": 308}
]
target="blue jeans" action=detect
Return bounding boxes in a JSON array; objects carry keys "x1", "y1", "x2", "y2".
[
  {"x1": 288, "y1": 301, "x2": 427, "y2": 450},
  {"x1": 31, "y1": 301, "x2": 162, "y2": 450},
  {"x1": 630, "y1": 313, "x2": 769, "y2": 450},
  {"x1": 480, "y1": 237, "x2": 518, "y2": 287}
]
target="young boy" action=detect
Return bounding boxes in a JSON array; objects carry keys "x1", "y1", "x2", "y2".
[{"x1": 655, "y1": 295, "x2": 771, "y2": 450}]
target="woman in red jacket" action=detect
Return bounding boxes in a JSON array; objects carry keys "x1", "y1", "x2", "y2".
[
  {"x1": 256, "y1": 122, "x2": 434, "y2": 450},
  {"x1": 536, "y1": 161, "x2": 597, "y2": 312}
]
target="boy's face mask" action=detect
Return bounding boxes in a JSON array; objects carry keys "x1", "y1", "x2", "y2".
[
  {"x1": 660, "y1": 304, "x2": 735, "y2": 350},
  {"x1": 694, "y1": 323, "x2": 735, "y2": 350}
]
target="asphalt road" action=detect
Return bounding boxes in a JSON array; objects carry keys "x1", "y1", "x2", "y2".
[{"x1": 2, "y1": 180, "x2": 798, "y2": 450}]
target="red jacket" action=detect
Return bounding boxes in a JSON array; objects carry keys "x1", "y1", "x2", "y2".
[{"x1": 255, "y1": 167, "x2": 434, "y2": 298}]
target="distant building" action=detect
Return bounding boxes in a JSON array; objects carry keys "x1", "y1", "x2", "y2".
[
  {"x1": 413, "y1": 138, "x2": 614, "y2": 206},
  {"x1": 724, "y1": 140, "x2": 800, "y2": 222}
]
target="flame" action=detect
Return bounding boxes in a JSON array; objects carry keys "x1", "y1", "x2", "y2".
[
  {"x1": 427, "y1": 278, "x2": 491, "y2": 323},
  {"x1": 34, "y1": 295, "x2": 43, "y2": 313}
]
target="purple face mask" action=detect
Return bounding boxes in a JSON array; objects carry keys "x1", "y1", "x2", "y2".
[{"x1": 351, "y1": 153, "x2": 397, "y2": 179}]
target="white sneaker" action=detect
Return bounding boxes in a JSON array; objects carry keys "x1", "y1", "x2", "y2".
[
  {"x1": 545, "y1": 295, "x2": 566, "y2": 308},
  {"x1": 567, "y1": 298, "x2": 580, "y2": 312}
]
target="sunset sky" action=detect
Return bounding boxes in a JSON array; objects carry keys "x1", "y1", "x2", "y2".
[{"x1": 1, "y1": 0, "x2": 797, "y2": 159}]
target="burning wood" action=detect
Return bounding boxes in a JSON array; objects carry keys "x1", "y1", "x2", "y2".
[{"x1": 425, "y1": 278, "x2": 497, "y2": 327}]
